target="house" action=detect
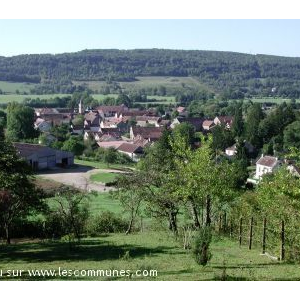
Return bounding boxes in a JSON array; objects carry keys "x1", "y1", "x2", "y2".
[
  {"x1": 202, "y1": 120, "x2": 215, "y2": 131},
  {"x1": 136, "y1": 116, "x2": 161, "y2": 127},
  {"x1": 100, "y1": 118, "x2": 128, "y2": 132},
  {"x1": 99, "y1": 127, "x2": 123, "y2": 138},
  {"x1": 214, "y1": 116, "x2": 234, "y2": 129},
  {"x1": 35, "y1": 108, "x2": 72, "y2": 126},
  {"x1": 225, "y1": 144, "x2": 237, "y2": 156},
  {"x1": 254, "y1": 155, "x2": 280, "y2": 180},
  {"x1": 34, "y1": 118, "x2": 52, "y2": 132},
  {"x1": 96, "y1": 104, "x2": 128, "y2": 118},
  {"x1": 117, "y1": 143, "x2": 144, "y2": 162},
  {"x1": 13, "y1": 143, "x2": 74, "y2": 170},
  {"x1": 71, "y1": 124, "x2": 84, "y2": 135},
  {"x1": 287, "y1": 164, "x2": 300, "y2": 177},
  {"x1": 130, "y1": 126, "x2": 163, "y2": 142},
  {"x1": 84, "y1": 111, "x2": 101, "y2": 132},
  {"x1": 170, "y1": 117, "x2": 204, "y2": 131}
]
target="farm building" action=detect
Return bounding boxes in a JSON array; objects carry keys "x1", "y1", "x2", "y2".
[{"x1": 13, "y1": 143, "x2": 74, "y2": 170}]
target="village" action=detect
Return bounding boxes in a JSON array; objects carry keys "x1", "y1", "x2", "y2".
[
  {"x1": 9, "y1": 99, "x2": 296, "y2": 190},
  {"x1": 2, "y1": 18, "x2": 300, "y2": 284}
]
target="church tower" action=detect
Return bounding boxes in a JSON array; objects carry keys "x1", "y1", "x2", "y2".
[{"x1": 78, "y1": 99, "x2": 84, "y2": 114}]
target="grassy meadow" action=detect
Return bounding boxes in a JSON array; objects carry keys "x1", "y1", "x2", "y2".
[
  {"x1": 0, "y1": 94, "x2": 71, "y2": 104},
  {"x1": 90, "y1": 172, "x2": 118, "y2": 184},
  {"x1": 73, "y1": 76, "x2": 211, "y2": 93},
  {"x1": 1, "y1": 232, "x2": 299, "y2": 281},
  {"x1": 74, "y1": 158, "x2": 134, "y2": 171},
  {"x1": 2, "y1": 176, "x2": 300, "y2": 281},
  {"x1": 0, "y1": 93, "x2": 176, "y2": 105},
  {"x1": 0, "y1": 81, "x2": 36, "y2": 94}
]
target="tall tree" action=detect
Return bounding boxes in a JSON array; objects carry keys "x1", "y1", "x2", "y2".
[
  {"x1": 0, "y1": 141, "x2": 44, "y2": 243},
  {"x1": 171, "y1": 134, "x2": 239, "y2": 229},
  {"x1": 245, "y1": 103, "x2": 264, "y2": 148},
  {"x1": 6, "y1": 102, "x2": 37, "y2": 141},
  {"x1": 231, "y1": 102, "x2": 244, "y2": 138},
  {"x1": 283, "y1": 121, "x2": 300, "y2": 149}
]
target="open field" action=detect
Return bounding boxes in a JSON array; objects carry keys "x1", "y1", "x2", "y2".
[
  {"x1": 246, "y1": 97, "x2": 298, "y2": 104},
  {"x1": 87, "y1": 192, "x2": 123, "y2": 216},
  {"x1": 90, "y1": 172, "x2": 118, "y2": 184},
  {"x1": 0, "y1": 81, "x2": 36, "y2": 94},
  {"x1": 0, "y1": 233, "x2": 299, "y2": 281},
  {"x1": 0, "y1": 94, "x2": 71, "y2": 104},
  {"x1": 74, "y1": 158, "x2": 134, "y2": 171},
  {"x1": 0, "y1": 93, "x2": 176, "y2": 105},
  {"x1": 73, "y1": 76, "x2": 212, "y2": 92}
]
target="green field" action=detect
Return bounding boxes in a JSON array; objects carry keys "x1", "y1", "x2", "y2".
[
  {"x1": 246, "y1": 97, "x2": 298, "y2": 104},
  {"x1": 75, "y1": 159, "x2": 134, "y2": 171},
  {"x1": 0, "y1": 93, "x2": 176, "y2": 105},
  {"x1": 3, "y1": 182, "x2": 300, "y2": 281},
  {"x1": 0, "y1": 232, "x2": 299, "y2": 281},
  {"x1": 73, "y1": 76, "x2": 212, "y2": 94},
  {"x1": 0, "y1": 94, "x2": 71, "y2": 104},
  {"x1": 87, "y1": 192, "x2": 123, "y2": 216},
  {"x1": 90, "y1": 172, "x2": 118, "y2": 184},
  {"x1": 0, "y1": 81, "x2": 36, "y2": 94}
]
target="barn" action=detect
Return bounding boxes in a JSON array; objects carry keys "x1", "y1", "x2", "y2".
[{"x1": 13, "y1": 143, "x2": 74, "y2": 170}]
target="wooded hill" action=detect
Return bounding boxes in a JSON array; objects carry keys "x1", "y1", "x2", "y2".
[{"x1": 1, "y1": 49, "x2": 300, "y2": 97}]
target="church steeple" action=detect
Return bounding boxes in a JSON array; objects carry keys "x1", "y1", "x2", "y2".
[{"x1": 78, "y1": 99, "x2": 84, "y2": 114}]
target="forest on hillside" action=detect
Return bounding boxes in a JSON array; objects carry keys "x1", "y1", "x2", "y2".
[{"x1": 1, "y1": 49, "x2": 300, "y2": 97}]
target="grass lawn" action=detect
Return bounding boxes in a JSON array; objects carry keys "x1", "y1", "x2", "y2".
[
  {"x1": 0, "y1": 94, "x2": 71, "y2": 104},
  {"x1": 87, "y1": 192, "x2": 123, "y2": 216},
  {"x1": 90, "y1": 172, "x2": 118, "y2": 184},
  {"x1": 248, "y1": 97, "x2": 298, "y2": 104},
  {"x1": 0, "y1": 81, "x2": 36, "y2": 94},
  {"x1": 75, "y1": 158, "x2": 134, "y2": 171},
  {"x1": 0, "y1": 233, "x2": 299, "y2": 281}
]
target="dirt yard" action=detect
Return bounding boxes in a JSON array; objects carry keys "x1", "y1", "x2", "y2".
[{"x1": 37, "y1": 165, "x2": 119, "y2": 192}]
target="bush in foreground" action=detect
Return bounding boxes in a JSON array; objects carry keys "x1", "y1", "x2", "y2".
[{"x1": 193, "y1": 226, "x2": 212, "y2": 266}]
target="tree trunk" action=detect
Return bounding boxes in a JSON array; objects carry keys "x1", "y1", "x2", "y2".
[
  {"x1": 205, "y1": 196, "x2": 211, "y2": 226},
  {"x1": 5, "y1": 223, "x2": 11, "y2": 245},
  {"x1": 126, "y1": 217, "x2": 134, "y2": 235},
  {"x1": 168, "y1": 211, "x2": 178, "y2": 234},
  {"x1": 125, "y1": 203, "x2": 141, "y2": 235},
  {"x1": 190, "y1": 201, "x2": 200, "y2": 228}
]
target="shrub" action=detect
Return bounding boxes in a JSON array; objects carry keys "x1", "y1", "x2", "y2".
[
  {"x1": 86, "y1": 211, "x2": 127, "y2": 236},
  {"x1": 193, "y1": 226, "x2": 212, "y2": 266},
  {"x1": 44, "y1": 212, "x2": 66, "y2": 239}
]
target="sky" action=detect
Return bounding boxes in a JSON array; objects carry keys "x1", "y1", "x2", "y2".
[{"x1": 1, "y1": 19, "x2": 300, "y2": 57}]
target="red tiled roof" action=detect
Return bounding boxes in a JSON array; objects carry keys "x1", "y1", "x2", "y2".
[
  {"x1": 117, "y1": 143, "x2": 143, "y2": 154},
  {"x1": 132, "y1": 127, "x2": 163, "y2": 140},
  {"x1": 96, "y1": 105, "x2": 128, "y2": 113},
  {"x1": 97, "y1": 141, "x2": 125, "y2": 149},
  {"x1": 136, "y1": 116, "x2": 161, "y2": 122}
]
